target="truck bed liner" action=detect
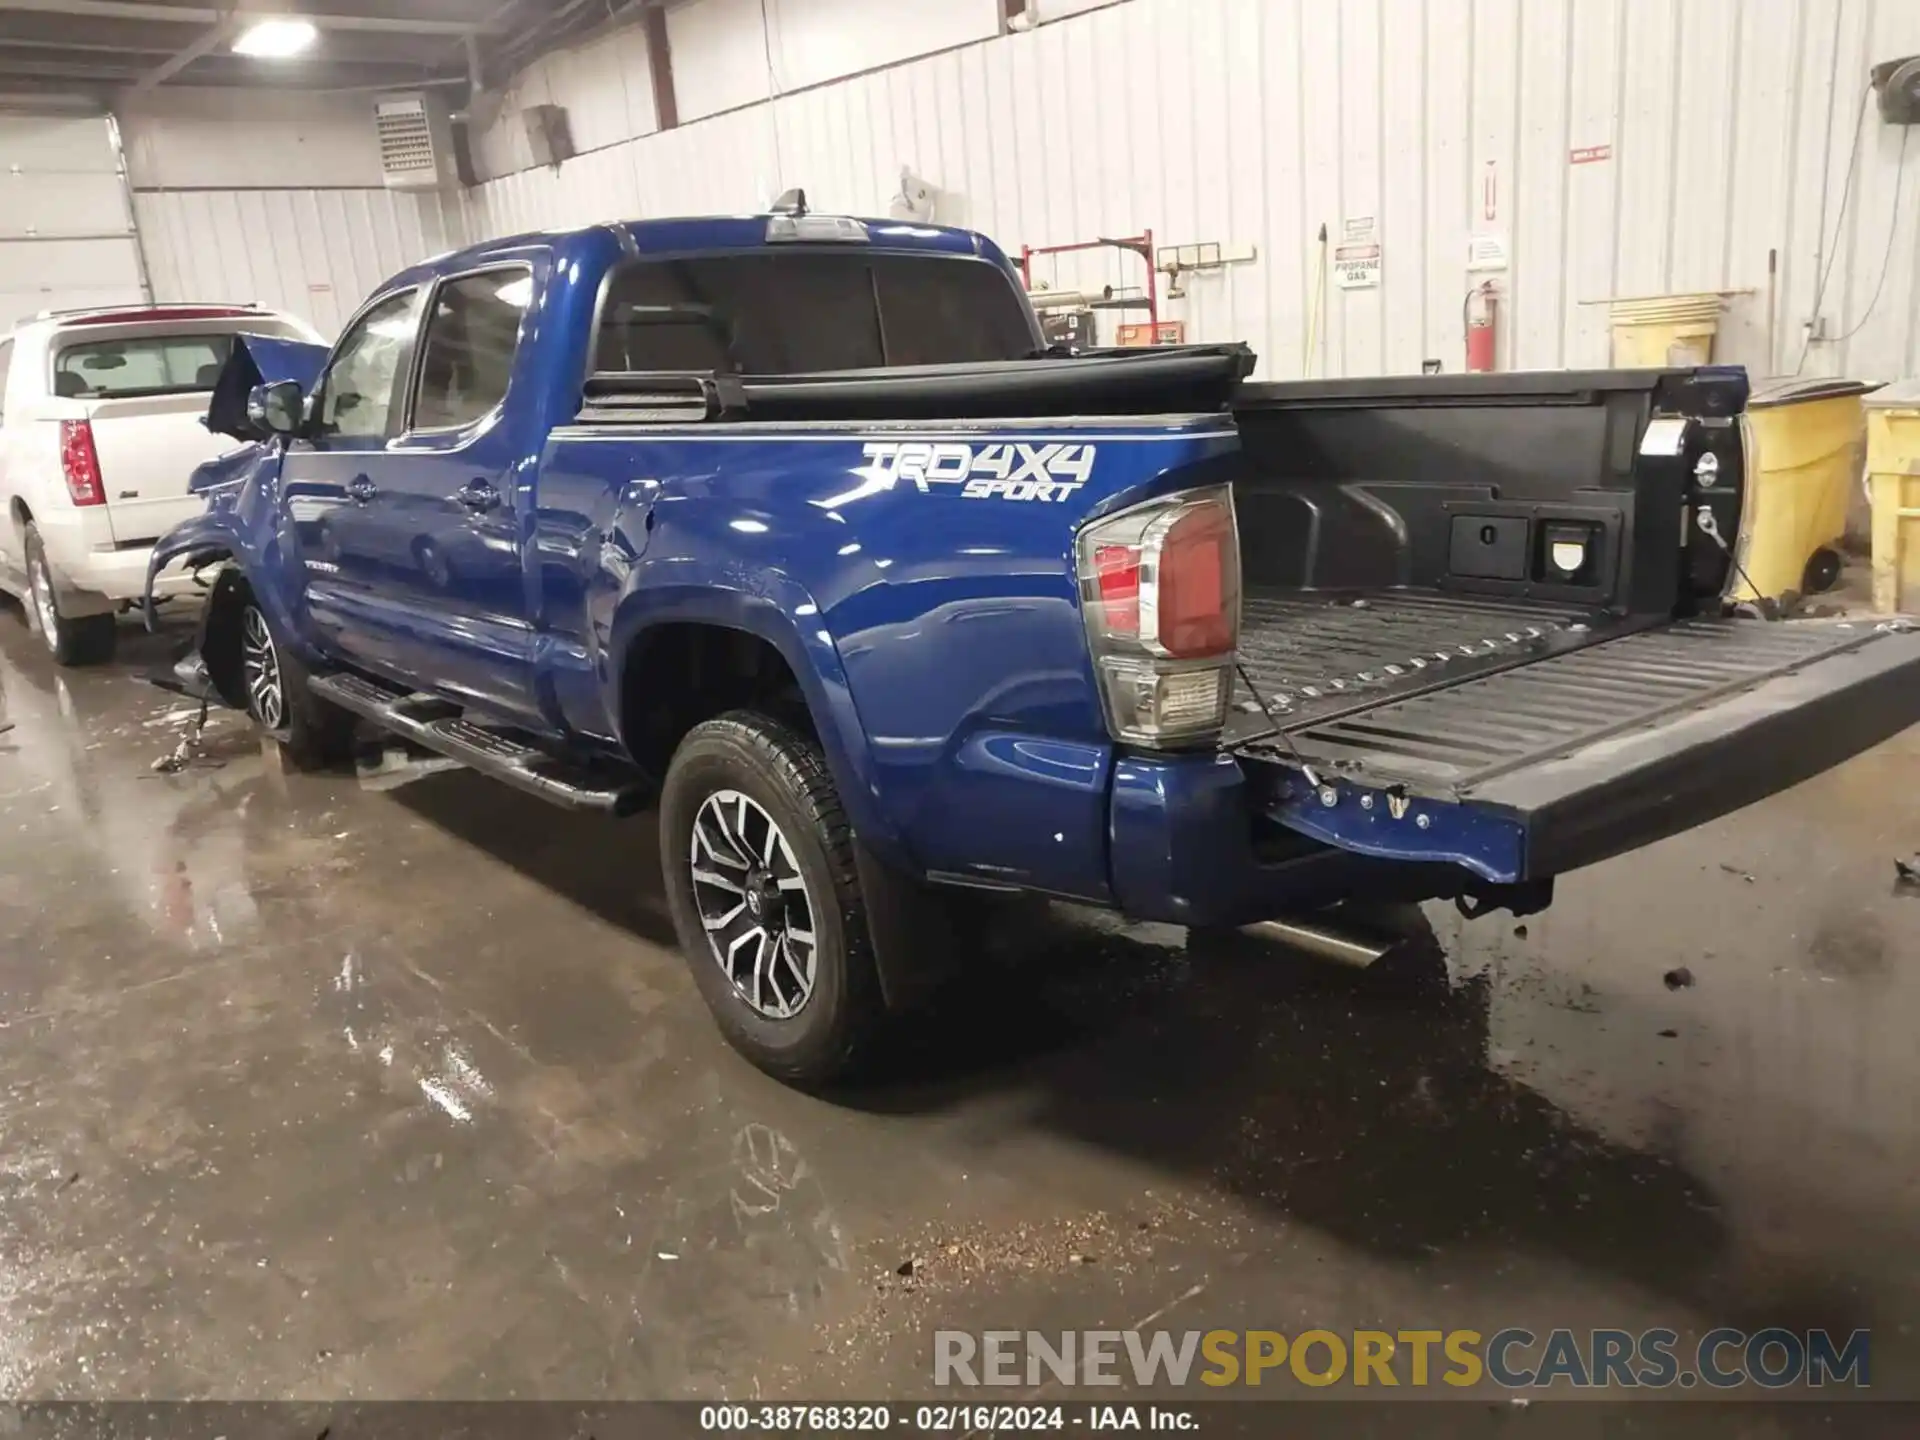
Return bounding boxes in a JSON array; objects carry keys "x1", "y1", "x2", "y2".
[
  {"x1": 1235, "y1": 589, "x2": 1617, "y2": 725},
  {"x1": 1238, "y1": 596, "x2": 1895, "y2": 796}
]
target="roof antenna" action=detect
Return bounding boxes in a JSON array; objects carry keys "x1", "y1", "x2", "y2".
[{"x1": 770, "y1": 187, "x2": 808, "y2": 216}]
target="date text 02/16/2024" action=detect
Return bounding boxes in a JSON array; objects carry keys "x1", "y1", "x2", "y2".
[{"x1": 698, "y1": 1404, "x2": 1188, "y2": 1432}]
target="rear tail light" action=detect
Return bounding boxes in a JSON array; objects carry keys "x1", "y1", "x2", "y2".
[
  {"x1": 1077, "y1": 485, "x2": 1240, "y2": 746},
  {"x1": 59, "y1": 420, "x2": 105, "y2": 507}
]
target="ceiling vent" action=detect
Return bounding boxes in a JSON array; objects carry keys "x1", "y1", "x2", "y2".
[{"x1": 375, "y1": 92, "x2": 457, "y2": 190}]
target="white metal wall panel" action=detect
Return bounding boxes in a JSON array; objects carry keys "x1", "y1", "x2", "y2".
[
  {"x1": 1511, "y1": 0, "x2": 1570, "y2": 372},
  {"x1": 0, "y1": 115, "x2": 144, "y2": 331},
  {"x1": 118, "y1": 90, "x2": 389, "y2": 190},
  {"x1": 669, "y1": 0, "x2": 776, "y2": 124},
  {"x1": 134, "y1": 188, "x2": 466, "y2": 338},
  {"x1": 771, "y1": 0, "x2": 999, "y2": 93},
  {"x1": 473, "y1": 21, "x2": 659, "y2": 180},
  {"x1": 1841, "y1": 0, "x2": 1920, "y2": 379},
  {"x1": 1562, "y1": 0, "x2": 1624, "y2": 368},
  {"x1": 1034, "y1": 0, "x2": 1127, "y2": 20},
  {"x1": 451, "y1": 0, "x2": 1920, "y2": 382},
  {"x1": 663, "y1": 0, "x2": 999, "y2": 131},
  {"x1": 1719, "y1": 0, "x2": 1801, "y2": 370}
]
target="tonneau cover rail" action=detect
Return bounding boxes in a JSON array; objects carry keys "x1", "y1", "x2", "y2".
[{"x1": 575, "y1": 344, "x2": 1256, "y2": 425}]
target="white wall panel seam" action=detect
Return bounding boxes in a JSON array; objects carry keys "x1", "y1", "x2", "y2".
[
  {"x1": 1718, "y1": 0, "x2": 1746, "y2": 294},
  {"x1": 1605, "y1": 0, "x2": 1628, "y2": 304}
]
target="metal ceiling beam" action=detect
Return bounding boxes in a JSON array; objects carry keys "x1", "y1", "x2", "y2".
[
  {"x1": 0, "y1": 88, "x2": 105, "y2": 112},
  {"x1": 125, "y1": 11, "x2": 233, "y2": 95},
  {"x1": 0, "y1": 32, "x2": 449, "y2": 62},
  {"x1": 0, "y1": 54, "x2": 449, "y2": 84},
  {"x1": 0, "y1": 56, "x2": 144, "y2": 78},
  {"x1": 0, "y1": 36, "x2": 178, "y2": 55},
  {"x1": 0, "y1": 0, "x2": 506, "y2": 36}
]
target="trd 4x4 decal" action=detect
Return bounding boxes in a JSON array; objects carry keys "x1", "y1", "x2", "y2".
[{"x1": 828, "y1": 441, "x2": 1097, "y2": 505}]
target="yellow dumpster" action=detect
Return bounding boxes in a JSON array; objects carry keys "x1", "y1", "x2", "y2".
[
  {"x1": 1865, "y1": 377, "x2": 1920, "y2": 615},
  {"x1": 1609, "y1": 293, "x2": 1723, "y2": 368},
  {"x1": 1731, "y1": 377, "x2": 1872, "y2": 601}
]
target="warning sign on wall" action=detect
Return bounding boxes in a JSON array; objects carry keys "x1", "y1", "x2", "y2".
[{"x1": 1334, "y1": 216, "x2": 1380, "y2": 289}]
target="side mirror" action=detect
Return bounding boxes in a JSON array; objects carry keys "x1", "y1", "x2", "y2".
[{"x1": 246, "y1": 380, "x2": 305, "y2": 438}]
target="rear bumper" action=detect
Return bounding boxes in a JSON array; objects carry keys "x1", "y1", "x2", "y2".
[
  {"x1": 1112, "y1": 620, "x2": 1920, "y2": 915},
  {"x1": 1107, "y1": 750, "x2": 1458, "y2": 925},
  {"x1": 33, "y1": 509, "x2": 199, "y2": 612}
]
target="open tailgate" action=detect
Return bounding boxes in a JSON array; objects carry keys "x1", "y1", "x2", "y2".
[{"x1": 1235, "y1": 608, "x2": 1920, "y2": 884}]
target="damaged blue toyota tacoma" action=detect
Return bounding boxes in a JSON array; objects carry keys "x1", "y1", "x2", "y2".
[{"x1": 148, "y1": 210, "x2": 1920, "y2": 1083}]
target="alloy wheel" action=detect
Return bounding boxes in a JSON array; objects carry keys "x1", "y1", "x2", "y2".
[
  {"x1": 689, "y1": 789, "x2": 818, "y2": 1019},
  {"x1": 240, "y1": 606, "x2": 286, "y2": 730}
]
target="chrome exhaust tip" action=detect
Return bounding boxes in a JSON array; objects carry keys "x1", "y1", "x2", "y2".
[{"x1": 1240, "y1": 915, "x2": 1397, "y2": 969}]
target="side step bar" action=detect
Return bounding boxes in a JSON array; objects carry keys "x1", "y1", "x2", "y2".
[{"x1": 309, "y1": 672, "x2": 651, "y2": 817}]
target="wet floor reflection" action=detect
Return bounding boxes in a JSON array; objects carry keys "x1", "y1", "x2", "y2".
[{"x1": 3, "y1": 599, "x2": 1918, "y2": 1401}]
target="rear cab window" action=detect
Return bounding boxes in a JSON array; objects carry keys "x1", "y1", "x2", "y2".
[
  {"x1": 50, "y1": 322, "x2": 305, "y2": 401},
  {"x1": 594, "y1": 251, "x2": 1036, "y2": 374}
]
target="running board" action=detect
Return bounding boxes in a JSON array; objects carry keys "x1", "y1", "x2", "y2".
[{"x1": 308, "y1": 672, "x2": 651, "y2": 816}]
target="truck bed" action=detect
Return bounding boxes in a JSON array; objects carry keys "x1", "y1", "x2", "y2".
[
  {"x1": 1235, "y1": 589, "x2": 1613, "y2": 717},
  {"x1": 1234, "y1": 588, "x2": 1894, "y2": 795}
]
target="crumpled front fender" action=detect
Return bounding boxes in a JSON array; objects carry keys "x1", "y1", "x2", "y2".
[{"x1": 143, "y1": 512, "x2": 240, "y2": 629}]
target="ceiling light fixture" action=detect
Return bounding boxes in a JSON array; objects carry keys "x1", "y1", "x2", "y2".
[{"x1": 232, "y1": 18, "x2": 319, "y2": 58}]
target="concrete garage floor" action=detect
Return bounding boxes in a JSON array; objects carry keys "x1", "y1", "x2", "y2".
[{"x1": 2, "y1": 602, "x2": 1918, "y2": 1407}]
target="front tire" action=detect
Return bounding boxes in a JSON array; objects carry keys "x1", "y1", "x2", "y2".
[
  {"x1": 24, "y1": 524, "x2": 116, "y2": 667},
  {"x1": 233, "y1": 595, "x2": 356, "y2": 769},
  {"x1": 660, "y1": 710, "x2": 884, "y2": 1084}
]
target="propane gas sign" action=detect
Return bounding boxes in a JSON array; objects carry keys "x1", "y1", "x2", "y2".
[{"x1": 1334, "y1": 216, "x2": 1380, "y2": 289}]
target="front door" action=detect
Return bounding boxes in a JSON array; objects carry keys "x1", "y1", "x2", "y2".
[{"x1": 279, "y1": 285, "x2": 423, "y2": 676}]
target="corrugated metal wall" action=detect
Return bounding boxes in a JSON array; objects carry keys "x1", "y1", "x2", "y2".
[
  {"x1": 135, "y1": 188, "x2": 467, "y2": 337},
  {"x1": 461, "y1": 0, "x2": 1920, "y2": 382}
]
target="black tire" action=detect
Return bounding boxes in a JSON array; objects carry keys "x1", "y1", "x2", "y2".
[
  {"x1": 660, "y1": 710, "x2": 883, "y2": 1084},
  {"x1": 1802, "y1": 546, "x2": 1843, "y2": 595},
  {"x1": 233, "y1": 594, "x2": 357, "y2": 770},
  {"x1": 23, "y1": 524, "x2": 116, "y2": 667}
]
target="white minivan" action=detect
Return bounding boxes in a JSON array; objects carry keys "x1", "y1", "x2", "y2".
[{"x1": 0, "y1": 303, "x2": 323, "y2": 664}]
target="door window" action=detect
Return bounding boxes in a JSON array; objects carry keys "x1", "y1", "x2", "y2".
[
  {"x1": 316, "y1": 289, "x2": 420, "y2": 442},
  {"x1": 411, "y1": 267, "x2": 532, "y2": 431}
]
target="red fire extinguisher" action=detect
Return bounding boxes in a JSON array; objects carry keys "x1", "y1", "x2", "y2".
[{"x1": 1464, "y1": 281, "x2": 1499, "y2": 372}]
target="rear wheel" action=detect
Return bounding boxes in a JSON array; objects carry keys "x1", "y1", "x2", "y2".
[
  {"x1": 233, "y1": 595, "x2": 356, "y2": 769},
  {"x1": 660, "y1": 710, "x2": 884, "y2": 1084},
  {"x1": 24, "y1": 524, "x2": 116, "y2": 667}
]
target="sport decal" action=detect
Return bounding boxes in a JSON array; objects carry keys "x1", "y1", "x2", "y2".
[{"x1": 821, "y1": 442, "x2": 1098, "y2": 507}]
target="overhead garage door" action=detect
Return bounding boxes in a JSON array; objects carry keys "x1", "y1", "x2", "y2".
[{"x1": 0, "y1": 113, "x2": 146, "y2": 332}]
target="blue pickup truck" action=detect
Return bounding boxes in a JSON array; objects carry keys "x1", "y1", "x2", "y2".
[{"x1": 148, "y1": 209, "x2": 1920, "y2": 1082}]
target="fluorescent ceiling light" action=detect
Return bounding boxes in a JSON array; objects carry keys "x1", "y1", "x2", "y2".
[{"x1": 233, "y1": 18, "x2": 319, "y2": 58}]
